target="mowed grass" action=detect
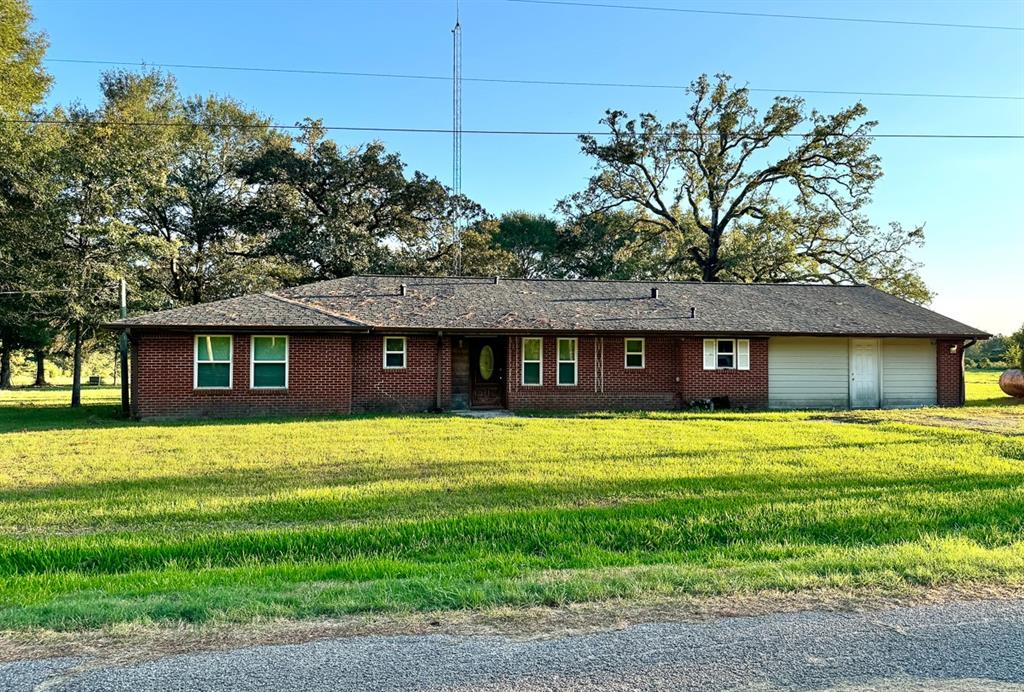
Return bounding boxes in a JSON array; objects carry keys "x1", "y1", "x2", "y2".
[{"x1": 1, "y1": 375, "x2": 1023, "y2": 630}]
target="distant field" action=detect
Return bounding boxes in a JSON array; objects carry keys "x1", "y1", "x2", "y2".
[
  {"x1": 0, "y1": 371, "x2": 1022, "y2": 630},
  {"x1": 965, "y1": 369, "x2": 1013, "y2": 405}
]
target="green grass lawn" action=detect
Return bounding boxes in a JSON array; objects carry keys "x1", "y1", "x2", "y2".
[{"x1": 1, "y1": 374, "x2": 1022, "y2": 630}]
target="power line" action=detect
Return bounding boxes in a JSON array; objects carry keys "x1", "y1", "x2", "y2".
[
  {"x1": 31, "y1": 0, "x2": 1024, "y2": 31},
  {"x1": 44, "y1": 58, "x2": 1024, "y2": 102},
  {"x1": 5, "y1": 118, "x2": 1024, "y2": 140},
  {"x1": 503, "y1": 0, "x2": 1024, "y2": 31}
]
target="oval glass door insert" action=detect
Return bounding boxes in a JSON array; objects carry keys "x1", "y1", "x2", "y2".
[{"x1": 479, "y1": 345, "x2": 495, "y2": 381}]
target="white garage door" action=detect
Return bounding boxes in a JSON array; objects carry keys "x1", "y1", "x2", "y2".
[
  {"x1": 769, "y1": 337, "x2": 850, "y2": 409},
  {"x1": 881, "y1": 339, "x2": 937, "y2": 407}
]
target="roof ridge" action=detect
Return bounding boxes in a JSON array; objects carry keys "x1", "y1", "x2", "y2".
[
  {"x1": 352, "y1": 274, "x2": 868, "y2": 288},
  {"x1": 264, "y1": 292, "x2": 368, "y2": 327}
]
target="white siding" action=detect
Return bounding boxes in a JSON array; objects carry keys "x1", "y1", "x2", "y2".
[
  {"x1": 882, "y1": 339, "x2": 937, "y2": 407},
  {"x1": 769, "y1": 337, "x2": 849, "y2": 409}
]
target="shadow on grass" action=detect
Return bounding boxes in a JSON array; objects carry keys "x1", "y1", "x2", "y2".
[
  {"x1": 966, "y1": 396, "x2": 1024, "y2": 408},
  {"x1": 3, "y1": 433, "x2": 1023, "y2": 545},
  {"x1": 2, "y1": 463, "x2": 1023, "y2": 576},
  {"x1": 0, "y1": 404, "x2": 832, "y2": 435},
  {"x1": 0, "y1": 398, "x2": 457, "y2": 435},
  {"x1": 4, "y1": 387, "x2": 1019, "y2": 435},
  {"x1": 0, "y1": 433, "x2": 949, "y2": 502}
]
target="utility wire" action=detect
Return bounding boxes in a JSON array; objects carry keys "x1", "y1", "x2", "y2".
[
  {"x1": 31, "y1": 0, "x2": 1024, "y2": 31},
  {"x1": 44, "y1": 58, "x2": 1024, "y2": 102},
  {"x1": 5, "y1": 118, "x2": 1024, "y2": 139},
  {"x1": 504, "y1": 0, "x2": 1024, "y2": 32}
]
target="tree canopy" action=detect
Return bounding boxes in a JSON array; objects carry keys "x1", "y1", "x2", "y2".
[
  {"x1": 239, "y1": 121, "x2": 469, "y2": 279},
  {"x1": 559, "y1": 74, "x2": 930, "y2": 302},
  {"x1": 132, "y1": 95, "x2": 302, "y2": 306},
  {"x1": 0, "y1": 0, "x2": 53, "y2": 388},
  {"x1": 0, "y1": 0, "x2": 50, "y2": 115}
]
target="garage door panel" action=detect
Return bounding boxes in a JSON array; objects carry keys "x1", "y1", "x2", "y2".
[
  {"x1": 769, "y1": 338, "x2": 849, "y2": 409},
  {"x1": 882, "y1": 339, "x2": 936, "y2": 407}
]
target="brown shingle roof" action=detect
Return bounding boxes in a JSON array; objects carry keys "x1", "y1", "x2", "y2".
[
  {"x1": 116, "y1": 292, "x2": 366, "y2": 329},
  {"x1": 112, "y1": 275, "x2": 989, "y2": 338}
]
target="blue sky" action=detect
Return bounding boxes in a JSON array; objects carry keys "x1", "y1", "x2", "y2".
[{"x1": 31, "y1": 0, "x2": 1024, "y2": 335}]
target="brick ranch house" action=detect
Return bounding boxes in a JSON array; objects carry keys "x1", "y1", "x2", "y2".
[{"x1": 110, "y1": 275, "x2": 988, "y2": 419}]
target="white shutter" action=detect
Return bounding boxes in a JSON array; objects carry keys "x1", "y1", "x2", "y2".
[
  {"x1": 738, "y1": 339, "x2": 750, "y2": 370},
  {"x1": 703, "y1": 339, "x2": 716, "y2": 370}
]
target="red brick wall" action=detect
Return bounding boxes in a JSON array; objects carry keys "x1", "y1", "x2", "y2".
[
  {"x1": 351, "y1": 334, "x2": 450, "y2": 413},
  {"x1": 678, "y1": 337, "x2": 769, "y2": 408},
  {"x1": 936, "y1": 338, "x2": 966, "y2": 406},
  {"x1": 506, "y1": 334, "x2": 681, "y2": 411},
  {"x1": 131, "y1": 331, "x2": 352, "y2": 419},
  {"x1": 131, "y1": 330, "x2": 958, "y2": 418}
]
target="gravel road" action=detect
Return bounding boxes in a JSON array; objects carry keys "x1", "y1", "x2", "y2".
[{"x1": 4, "y1": 598, "x2": 1023, "y2": 691}]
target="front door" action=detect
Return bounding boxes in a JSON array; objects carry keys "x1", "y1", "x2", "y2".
[
  {"x1": 470, "y1": 338, "x2": 506, "y2": 409},
  {"x1": 850, "y1": 338, "x2": 880, "y2": 408}
]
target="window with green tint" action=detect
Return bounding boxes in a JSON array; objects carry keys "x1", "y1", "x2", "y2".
[
  {"x1": 251, "y1": 336, "x2": 287, "y2": 388},
  {"x1": 522, "y1": 337, "x2": 542, "y2": 385},
  {"x1": 253, "y1": 335, "x2": 287, "y2": 361},
  {"x1": 625, "y1": 338, "x2": 645, "y2": 369},
  {"x1": 523, "y1": 338, "x2": 541, "y2": 361},
  {"x1": 195, "y1": 335, "x2": 232, "y2": 388},
  {"x1": 197, "y1": 335, "x2": 232, "y2": 362},
  {"x1": 384, "y1": 337, "x2": 407, "y2": 369},
  {"x1": 557, "y1": 338, "x2": 577, "y2": 386}
]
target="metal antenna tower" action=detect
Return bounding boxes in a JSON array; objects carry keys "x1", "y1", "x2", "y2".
[{"x1": 451, "y1": 2, "x2": 463, "y2": 275}]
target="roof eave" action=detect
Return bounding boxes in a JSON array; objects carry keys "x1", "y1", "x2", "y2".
[
  {"x1": 103, "y1": 322, "x2": 989, "y2": 340},
  {"x1": 103, "y1": 322, "x2": 372, "y2": 333}
]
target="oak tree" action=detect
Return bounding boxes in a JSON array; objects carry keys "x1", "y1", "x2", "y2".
[
  {"x1": 133, "y1": 96, "x2": 304, "y2": 306},
  {"x1": 560, "y1": 74, "x2": 929, "y2": 301},
  {"x1": 241, "y1": 121, "x2": 468, "y2": 279}
]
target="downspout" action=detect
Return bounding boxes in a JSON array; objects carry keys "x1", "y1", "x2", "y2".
[
  {"x1": 436, "y1": 331, "x2": 444, "y2": 412},
  {"x1": 961, "y1": 339, "x2": 977, "y2": 406}
]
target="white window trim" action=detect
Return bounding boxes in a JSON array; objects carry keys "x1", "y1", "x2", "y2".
[
  {"x1": 624, "y1": 337, "x2": 645, "y2": 369},
  {"x1": 383, "y1": 336, "x2": 408, "y2": 370},
  {"x1": 250, "y1": 335, "x2": 289, "y2": 390},
  {"x1": 194, "y1": 334, "x2": 233, "y2": 390},
  {"x1": 557, "y1": 337, "x2": 578, "y2": 386},
  {"x1": 521, "y1": 336, "x2": 543, "y2": 386},
  {"x1": 703, "y1": 338, "x2": 750, "y2": 371}
]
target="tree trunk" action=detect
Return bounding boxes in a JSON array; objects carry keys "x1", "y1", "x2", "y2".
[
  {"x1": 0, "y1": 340, "x2": 11, "y2": 389},
  {"x1": 33, "y1": 349, "x2": 47, "y2": 387},
  {"x1": 702, "y1": 226, "x2": 723, "y2": 282},
  {"x1": 71, "y1": 322, "x2": 83, "y2": 408}
]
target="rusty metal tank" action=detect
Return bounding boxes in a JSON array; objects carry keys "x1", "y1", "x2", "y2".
[{"x1": 999, "y1": 369, "x2": 1024, "y2": 398}]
